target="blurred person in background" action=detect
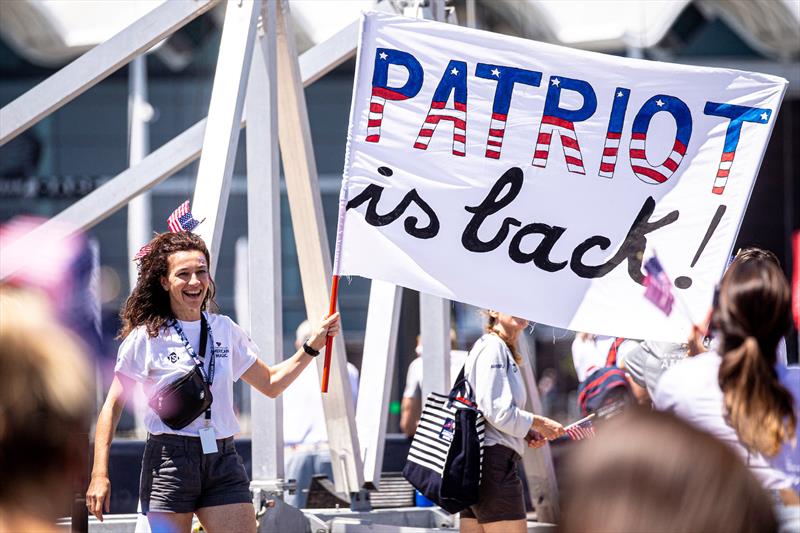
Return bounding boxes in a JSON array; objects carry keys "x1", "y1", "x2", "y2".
[
  {"x1": 654, "y1": 250, "x2": 798, "y2": 531},
  {"x1": 560, "y1": 409, "x2": 777, "y2": 533},
  {"x1": 460, "y1": 310, "x2": 565, "y2": 533},
  {"x1": 281, "y1": 319, "x2": 359, "y2": 508},
  {"x1": 0, "y1": 288, "x2": 92, "y2": 533},
  {"x1": 572, "y1": 334, "x2": 639, "y2": 418},
  {"x1": 86, "y1": 231, "x2": 340, "y2": 532},
  {"x1": 570, "y1": 333, "x2": 637, "y2": 384},
  {"x1": 400, "y1": 331, "x2": 468, "y2": 438},
  {"x1": 619, "y1": 340, "x2": 687, "y2": 405},
  {"x1": 623, "y1": 248, "x2": 790, "y2": 406}
]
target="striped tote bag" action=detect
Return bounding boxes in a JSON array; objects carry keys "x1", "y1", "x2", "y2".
[{"x1": 402, "y1": 368, "x2": 485, "y2": 513}]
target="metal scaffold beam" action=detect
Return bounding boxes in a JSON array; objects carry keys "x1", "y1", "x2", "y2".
[
  {"x1": 0, "y1": 0, "x2": 221, "y2": 146},
  {"x1": 0, "y1": 19, "x2": 359, "y2": 281}
]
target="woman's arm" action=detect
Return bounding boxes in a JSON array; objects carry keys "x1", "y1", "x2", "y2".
[
  {"x1": 473, "y1": 344, "x2": 537, "y2": 438},
  {"x1": 86, "y1": 373, "x2": 134, "y2": 522},
  {"x1": 399, "y1": 395, "x2": 422, "y2": 438},
  {"x1": 473, "y1": 341, "x2": 565, "y2": 441},
  {"x1": 242, "y1": 313, "x2": 340, "y2": 398}
]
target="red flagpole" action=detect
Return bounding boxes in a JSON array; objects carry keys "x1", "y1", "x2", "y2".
[{"x1": 320, "y1": 275, "x2": 340, "y2": 393}]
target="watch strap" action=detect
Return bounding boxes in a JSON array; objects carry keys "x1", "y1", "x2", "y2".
[{"x1": 302, "y1": 341, "x2": 320, "y2": 357}]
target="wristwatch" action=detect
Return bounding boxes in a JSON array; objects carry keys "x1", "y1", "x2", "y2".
[{"x1": 302, "y1": 341, "x2": 321, "y2": 357}]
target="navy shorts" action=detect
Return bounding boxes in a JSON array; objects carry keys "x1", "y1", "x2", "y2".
[
  {"x1": 460, "y1": 445, "x2": 526, "y2": 524},
  {"x1": 139, "y1": 433, "x2": 251, "y2": 514}
]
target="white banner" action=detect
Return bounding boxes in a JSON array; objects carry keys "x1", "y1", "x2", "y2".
[{"x1": 334, "y1": 12, "x2": 787, "y2": 342}]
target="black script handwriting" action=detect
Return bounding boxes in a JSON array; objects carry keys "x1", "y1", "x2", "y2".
[
  {"x1": 570, "y1": 197, "x2": 679, "y2": 283},
  {"x1": 509, "y1": 223, "x2": 568, "y2": 272},
  {"x1": 346, "y1": 183, "x2": 440, "y2": 239},
  {"x1": 462, "y1": 167, "x2": 523, "y2": 252},
  {"x1": 461, "y1": 167, "x2": 680, "y2": 285}
]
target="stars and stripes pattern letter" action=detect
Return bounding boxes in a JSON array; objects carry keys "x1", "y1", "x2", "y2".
[
  {"x1": 414, "y1": 60, "x2": 468, "y2": 156},
  {"x1": 703, "y1": 102, "x2": 771, "y2": 195},
  {"x1": 533, "y1": 76, "x2": 597, "y2": 174},
  {"x1": 367, "y1": 48, "x2": 424, "y2": 143},
  {"x1": 475, "y1": 64, "x2": 541, "y2": 160},
  {"x1": 599, "y1": 88, "x2": 631, "y2": 178},
  {"x1": 629, "y1": 95, "x2": 692, "y2": 185}
]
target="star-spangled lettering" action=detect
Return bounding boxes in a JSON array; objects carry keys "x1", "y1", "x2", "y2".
[
  {"x1": 476, "y1": 64, "x2": 542, "y2": 159},
  {"x1": 364, "y1": 47, "x2": 774, "y2": 196},
  {"x1": 704, "y1": 102, "x2": 771, "y2": 195},
  {"x1": 414, "y1": 59, "x2": 469, "y2": 156},
  {"x1": 599, "y1": 87, "x2": 631, "y2": 179},
  {"x1": 629, "y1": 94, "x2": 693, "y2": 185},
  {"x1": 533, "y1": 75, "x2": 596, "y2": 174}
]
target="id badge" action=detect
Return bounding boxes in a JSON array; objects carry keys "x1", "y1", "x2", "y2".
[{"x1": 198, "y1": 426, "x2": 218, "y2": 454}]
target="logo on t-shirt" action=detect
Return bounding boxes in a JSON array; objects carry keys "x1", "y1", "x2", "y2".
[
  {"x1": 167, "y1": 352, "x2": 179, "y2": 363},
  {"x1": 213, "y1": 342, "x2": 230, "y2": 357}
]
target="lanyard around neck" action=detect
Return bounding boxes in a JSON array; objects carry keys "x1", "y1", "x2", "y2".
[{"x1": 170, "y1": 313, "x2": 215, "y2": 386}]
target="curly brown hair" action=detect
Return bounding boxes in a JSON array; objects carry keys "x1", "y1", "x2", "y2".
[{"x1": 118, "y1": 232, "x2": 217, "y2": 339}]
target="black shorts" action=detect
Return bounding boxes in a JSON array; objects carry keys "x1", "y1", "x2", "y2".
[
  {"x1": 139, "y1": 433, "x2": 252, "y2": 514},
  {"x1": 460, "y1": 444, "x2": 526, "y2": 524}
]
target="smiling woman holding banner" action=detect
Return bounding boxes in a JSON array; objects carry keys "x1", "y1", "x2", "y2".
[
  {"x1": 459, "y1": 311, "x2": 565, "y2": 533},
  {"x1": 85, "y1": 216, "x2": 339, "y2": 533}
]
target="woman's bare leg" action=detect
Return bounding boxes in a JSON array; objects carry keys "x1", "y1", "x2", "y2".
[
  {"x1": 196, "y1": 503, "x2": 256, "y2": 533},
  {"x1": 146, "y1": 511, "x2": 193, "y2": 533},
  {"x1": 460, "y1": 517, "x2": 485, "y2": 533},
  {"x1": 482, "y1": 519, "x2": 527, "y2": 533}
]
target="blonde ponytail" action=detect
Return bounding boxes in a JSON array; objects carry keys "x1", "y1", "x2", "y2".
[
  {"x1": 715, "y1": 254, "x2": 797, "y2": 457},
  {"x1": 719, "y1": 336, "x2": 795, "y2": 457}
]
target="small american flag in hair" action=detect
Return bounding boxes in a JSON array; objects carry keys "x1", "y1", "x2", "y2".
[
  {"x1": 566, "y1": 414, "x2": 596, "y2": 441},
  {"x1": 133, "y1": 243, "x2": 153, "y2": 261},
  {"x1": 167, "y1": 200, "x2": 202, "y2": 233},
  {"x1": 643, "y1": 255, "x2": 675, "y2": 316}
]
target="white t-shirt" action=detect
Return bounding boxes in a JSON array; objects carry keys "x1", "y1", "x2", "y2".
[
  {"x1": 402, "y1": 350, "x2": 469, "y2": 399},
  {"x1": 115, "y1": 313, "x2": 258, "y2": 438},
  {"x1": 653, "y1": 350, "x2": 791, "y2": 490},
  {"x1": 571, "y1": 335, "x2": 638, "y2": 382},
  {"x1": 464, "y1": 334, "x2": 535, "y2": 457}
]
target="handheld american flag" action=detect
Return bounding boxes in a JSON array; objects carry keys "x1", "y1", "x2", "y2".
[
  {"x1": 167, "y1": 200, "x2": 202, "y2": 233},
  {"x1": 565, "y1": 414, "x2": 596, "y2": 441},
  {"x1": 643, "y1": 255, "x2": 675, "y2": 316}
]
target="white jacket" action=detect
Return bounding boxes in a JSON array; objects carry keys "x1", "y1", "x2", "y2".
[{"x1": 464, "y1": 334, "x2": 535, "y2": 457}]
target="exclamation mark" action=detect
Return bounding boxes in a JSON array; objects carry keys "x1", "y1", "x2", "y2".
[{"x1": 675, "y1": 204, "x2": 727, "y2": 289}]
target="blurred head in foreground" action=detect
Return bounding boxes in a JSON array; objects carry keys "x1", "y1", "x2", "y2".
[
  {"x1": 560, "y1": 409, "x2": 777, "y2": 533},
  {"x1": 0, "y1": 287, "x2": 92, "y2": 532}
]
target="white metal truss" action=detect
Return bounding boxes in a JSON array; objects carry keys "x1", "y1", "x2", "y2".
[
  {"x1": 274, "y1": 0, "x2": 363, "y2": 494},
  {"x1": 0, "y1": 0, "x2": 221, "y2": 146},
  {"x1": 0, "y1": 18, "x2": 360, "y2": 279},
  {"x1": 192, "y1": 0, "x2": 261, "y2": 268},
  {"x1": 356, "y1": 280, "x2": 402, "y2": 489},
  {"x1": 245, "y1": 0, "x2": 285, "y2": 491}
]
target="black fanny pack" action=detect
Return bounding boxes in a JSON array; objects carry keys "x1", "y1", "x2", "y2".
[{"x1": 148, "y1": 315, "x2": 214, "y2": 430}]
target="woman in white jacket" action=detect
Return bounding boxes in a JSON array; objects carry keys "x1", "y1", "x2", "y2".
[{"x1": 460, "y1": 311, "x2": 565, "y2": 533}]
